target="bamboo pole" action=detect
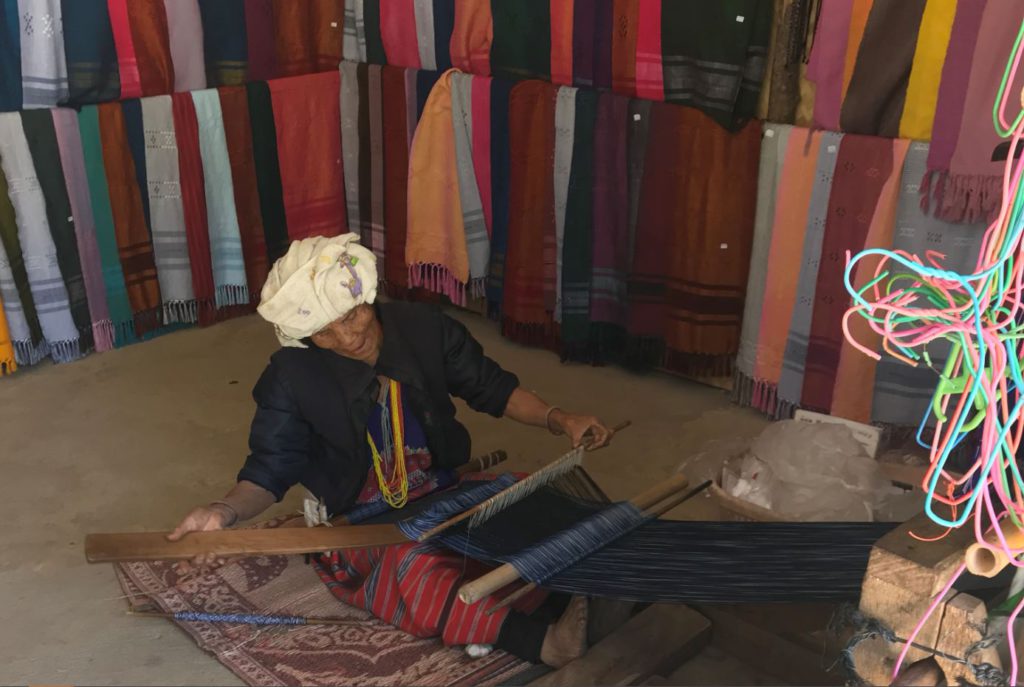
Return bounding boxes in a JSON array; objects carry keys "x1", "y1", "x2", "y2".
[{"x1": 965, "y1": 525, "x2": 1024, "y2": 577}]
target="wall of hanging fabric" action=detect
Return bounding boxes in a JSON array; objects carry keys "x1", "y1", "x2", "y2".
[
  {"x1": 733, "y1": 123, "x2": 989, "y2": 428},
  {"x1": 756, "y1": 0, "x2": 1024, "y2": 226},
  {"x1": 0, "y1": 62, "x2": 762, "y2": 379}
]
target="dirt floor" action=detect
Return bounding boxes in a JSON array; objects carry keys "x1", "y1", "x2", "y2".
[{"x1": 0, "y1": 308, "x2": 771, "y2": 685}]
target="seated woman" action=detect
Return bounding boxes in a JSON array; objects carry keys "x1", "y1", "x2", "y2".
[{"x1": 170, "y1": 234, "x2": 613, "y2": 667}]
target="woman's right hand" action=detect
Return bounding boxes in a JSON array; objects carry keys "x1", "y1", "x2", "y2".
[{"x1": 167, "y1": 504, "x2": 234, "y2": 572}]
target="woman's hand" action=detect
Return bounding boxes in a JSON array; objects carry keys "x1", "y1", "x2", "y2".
[
  {"x1": 551, "y1": 411, "x2": 613, "y2": 450},
  {"x1": 167, "y1": 504, "x2": 235, "y2": 572}
]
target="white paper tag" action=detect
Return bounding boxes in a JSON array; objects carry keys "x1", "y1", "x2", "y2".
[
  {"x1": 736, "y1": 15, "x2": 745, "y2": 22},
  {"x1": 720, "y1": 243, "x2": 729, "y2": 250},
  {"x1": 828, "y1": 145, "x2": 837, "y2": 153},
  {"x1": 67, "y1": 215, "x2": 73, "y2": 222},
  {"x1": 330, "y1": 21, "x2": 339, "y2": 27},
  {"x1": 765, "y1": 129, "x2": 775, "y2": 138},
  {"x1": 633, "y1": 113, "x2": 641, "y2": 121}
]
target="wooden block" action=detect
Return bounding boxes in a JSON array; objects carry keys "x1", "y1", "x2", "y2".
[
  {"x1": 530, "y1": 605, "x2": 711, "y2": 687},
  {"x1": 869, "y1": 512, "x2": 973, "y2": 597},
  {"x1": 696, "y1": 605, "x2": 842, "y2": 686},
  {"x1": 935, "y1": 593, "x2": 1001, "y2": 684},
  {"x1": 84, "y1": 524, "x2": 409, "y2": 562}
]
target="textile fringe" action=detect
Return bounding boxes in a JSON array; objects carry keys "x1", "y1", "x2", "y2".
[
  {"x1": 663, "y1": 350, "x2": 734, "y2": 379},
  {"x1": 133, "y1": 308, "x2": 164, "y2": 339},
  {"x1": 408, "y1": 263, "x2": 468, "y2": 307},
  {"x1": 731, "y1": 370, "x2": 796, "y2": 420},
  {"x1": 163, "y1": 300, "x2": 199, "y2": 325},
  {"x1": 49, "y1": 338, "x2": 82, "y2": 364},
  {"x1": 92, "y1": 319, "x2": 115, "y2": 352},
  {"x1": 114, "y1": 318, "x2": 137, "y2": 347},
  {"x1": 217, "y1": 284, "x2": 251, "y2": 308},
  {"x1": 922, "y1": 170, "x2": 1002, "y2": 224},
  {"x1": 469, "y1": 278, "x2": 486, "y2": 301},
  {"x1": 501, "y1": 318, "x2": 556, "y2": 350},
  {"x1": 14, "y1": 339, "x2": 49, "y2": 366}
]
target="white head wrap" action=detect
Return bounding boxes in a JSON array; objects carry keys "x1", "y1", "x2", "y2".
[{"x1": 257, "y1": 234, "x2": 378, "y2": 348}]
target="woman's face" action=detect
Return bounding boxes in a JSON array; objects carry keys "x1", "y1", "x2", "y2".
[{"x1": 311, "y1": 304, "x2": 382, "y2": 363}]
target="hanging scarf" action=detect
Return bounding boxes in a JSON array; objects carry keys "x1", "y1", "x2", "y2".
[
  {"x1": 432, "y1": 0, "x2": 454, "y2": 71},
  {"x1": 611, "y1": 0, "x2": 639, "y2": 96},
  {"x1": 164, "y1": 0, "x2": 206, "y2": 91},
  {"x1": 0, "y1": 114, "x2": 81, "y2": 362},
  {"x1": 589, "y1": 92, "x2": 630, "y2": 333},
  {"x1": 871, "y1": 143, "x2": 986, "y2": 427},
  {"x1": 794, "y1": 0, "x2": 821, "y2": 127},
  {"x1": 170, "y1": 92, "x2": 216, "y2": 326},
  {"x1": 934, "y1": 0, "x2": 1021, "y2": 224},
  {"x1": 800, "y1": 134, "x2": 894, "y2": 413},
  {"x1": 18, "y1": 0, "x2": 68, "y2": 108},
  {"x1": 363, "y1": 0, "x2": 386, "y2": 65},
  {"x1": 219, "y1": 86, "x2": 269, "y2": 302},
  {"x1": 660, "y1": 0, "x2": 773, "y2": 131},
  {"x1": 552, "y1": 86, "x2": 577, "y2": 324},
  {"x1": 381, "y1": 0, "x2": 421, "y2": 68},
  {"x1": 629, "y1": 105, "x2": 760, "y2": 377},
  {"x1": 126, "y1": 0, "x2": 175, "y2": 96},
  {"x1": 406, "y1": 69, "x2": 470, "y2": 305},
  {"x1": 626, "y1": 99, "x2": 652, "y2": 272},
  {"x1": 78, "y1": 106, "x2": 136, "y2": 345},
  {"x1": 634, "y1": 0, "x2": 663, "y2": 101},
  {"x1": 502, "y1": 80, "x2": 557, "y2": 345},
  {"x1": 381, "y1": 66, "x2": 410, "y2": 294},
  {"x1": 806, "y1": 0, "x2": 852, "y2": 130},
  {"x1": 343, "y1": 0, "x2": 361, "y2": 63},
  {"x1": 107, "y1": 0, "x2": 143, "y2": 99},
  {"x1": 470, "y1": 75, "x2": 492, "y2": 237},
  {"x1": 97, "y1": 103, "x2": 163, "y2": 336},
  {"x1": 20, "y1": 110, "x2": 92, "y2": 350},
  {"x1": 368, "y1": 65, "x2": 386, "y2": 262},
  {"x1": 735, "y1": 124, "x2": 792, "y2": 402},
  {"x1": 312, "y1": 0, "x2": 345, "y2": 71},
  {"x1": 191, "y1": 90, "x2": 249, "y2": 308},
  {"x1": 121, "y1": 100, "x2": 154, "y2": 238},
  {"x1": 751, "y1": 129, "x2": 821, "y2": 414},
  {"x1": 560, "y1": 89, "x2": 598, "y2": 356},
  {"x1": 486, "y1": 77, "x2": 512, "y2": 317},
  {"x1": 244, "y1": 0, "x2": 277, "y2": 81},
  {"x1": 840, "y1": 0, "x2": 874, "y2": 102},
  {"x1": 340, "y1": 61, "x2": 363, "y2": 238},
  {"x1": 491, "y1": 0, "x2": 550, "y2": 81},
  {"x1": 245, "y1": 82, "x2": 289, "y2": 263},
  {"x1": 61, "y1": 0, "x2": 120, "y2": 105},
  {"x1": 898, "y1": 0, "x2": 956, "y2": 141},
  {"x1": 52, "y1": 109, "x2": 114, "y2": 351},
  {"x1": 839, "y1": 0, "x2": 927, "y2": 138},
  {"x1": 0, "y1": 0, "x2": 21, "y2": 111},
  {"x1": 0, "y1": 291, "x2": 14, "y2": 373},
  {"x1": 269, "y1": 71, "x2": 347, "y2": 241},
  {"x1": 140, "y1": 95, "x2": 196, "y2": 323},
  {"x1": 198, "y1": 0, "x2": 247, "y2": 86},
  {"x1": 925, "y1": 0, "x2": 985, "y2": 183},
  {"x1": 763, "y1": 0, "x2": 814, "y2": 123},
  {"x1": 272, "y1": 0, "x2": 344, "y2": 77},
  {"x1": 0, "y1": 167, "x2": 46, "y2": 362},
  {"x1": 550, "y1": 0, "x2": 573, "y2": 86},
  {"x1": 594, "y1": 0, "x2": 614, "y2": 90},
  {"x1": 830, "y1": 138, "x2": 909, "y2": 424},
  {"x1": 450, "y1": 72, "x2": 489, "y2": 297},
  {"x1": 413, "y1": 0, "x2": 436, "y2": 70},
  {"x1": 449, "y1": 0, "x2": 490, "y2": 75},
  {"x1": 573, "y1": 2, "x2": 595, "y2": 88}
]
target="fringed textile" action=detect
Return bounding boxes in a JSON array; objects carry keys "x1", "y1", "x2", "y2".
[
  {"x1": 97, "y1": 103, "x2": 163, "y2": 336},
  {"x1": 840, "y1": 0, "x2": 926, "y2": 138},
  {"x1": 52, "y1": 109, "x2": 114, "y2": 351},
  {"x1": 191, "y1": 90, "x2": 249, "y2": 309},
  {"x1": 20, "y1": 110, "x2": 92, "y2": 351},
  {"x1": 245, "y1": 82, "x2": 289, "y2": 264},
  {"x1": 502, "y1": 80, "x2": 557, "y2": 346},
  {"x1": 126, "y1": 0, "x2": 175, "y2": 96},
  {"x1": 170, "y1": 92, "x2": 216, "y2": 326},
  {"x1": 140, "y1": 95, "x2": 196, "y2": 324},
  {"x1": 219, "y1": 86, "x2": 269, "y2": 303},
  {"x1": 450, "y1": 72, "x2": 489, "y2": 296},
  {"x1": 60, "y1": 0, "x2": 120, "y2": 106},
  {"x1": 163, "y1": 0, "x2": 206, "y2": 92},
  {"x1": 197, "y1": 0, "x2": 246, "y2": 87},
  {"x1": 0, "y1": 113, "x2": 80, "y2": 362},
  {"x1": 78, "y1": 105, "x2": 136, "y2": 346},
  {"x1": 269, "y1": 71, "x2": 347, "y2": 241},
  {"x1": 830, "y1": 139, "x2": 909, "y2": 424},
  {"x1": 18, "y1": 0, "x2": 68, "y2": 108},
  {"x1": 0, "y1": 168, "x2": 46, "y2": 364}
]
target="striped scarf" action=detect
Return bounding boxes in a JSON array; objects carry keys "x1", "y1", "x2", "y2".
[
  {"x1": 552, "y1": 86, "x2": 577, "y2": 324},
  {"x1": 0, "y1": 167, "x2": 46, "y2": 364},
  {"x1": 18, "y1": 0, "x2": 68, "y2": 108},
  {"x1": 0, "y1": 0, "x2": 21, "y2": 111},
  {"x1": 450, "y1": 72, "x2": 489, "y2": 296},
  {"x1": 0, "y1": 113, "x2": 80, "y2": 362},
  {"x1": 60, "y1": 0, "x2": 120, "y2": 105},
  {"x1": 191, "y1": 89, "x2": 249, "y2": 309},
  {"x1": 198, "y1": 0, "x2": 247, "y2": 86}
]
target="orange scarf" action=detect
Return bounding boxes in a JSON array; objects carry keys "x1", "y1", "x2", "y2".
[
  {"x1": 450, "y1": 0, "x2": 492, "y2": 75},
  {"x1": 550, "y1": 0, "x2": 574, "y2": 85},
  {"x1": 841, "y1": 0, "x2": 874, "y2": 102},
  {"x1": 0, "y1": 292, "x2": 15, "y2": 375},
  {"x1": 127, "y1": 0, "x2": 175, "y2": 95},
  {"x1": 272, "y1": 0, "x2": 344, "y2": 77},
  {"x1": 611, "y1": 0, "x2": 639, "y2": 95}
]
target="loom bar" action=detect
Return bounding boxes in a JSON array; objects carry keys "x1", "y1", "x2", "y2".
[{"x1": 460, "y1": 473, "x2": 690, "y2": 605}]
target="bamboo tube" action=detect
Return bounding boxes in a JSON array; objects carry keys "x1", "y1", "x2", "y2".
[
  {"x1": 965, "y1": 525, "x2": 1024, "y2": 577},
  {"x1": 459, "y1": 473, "x2": 691, "y2": 605}
]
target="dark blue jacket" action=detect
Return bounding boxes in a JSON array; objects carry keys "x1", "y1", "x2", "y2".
[{"x1": 238, "y1": 301, "x2": 520, "y2": 515}]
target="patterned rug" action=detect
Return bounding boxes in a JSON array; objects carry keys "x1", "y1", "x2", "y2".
[{"x1": 114, "y1": 521, "x2": 532, "y2": 687}]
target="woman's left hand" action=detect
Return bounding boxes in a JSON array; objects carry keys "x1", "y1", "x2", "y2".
[{"x1": 552, "y1": 411, "x2": 613, "y2": 450}]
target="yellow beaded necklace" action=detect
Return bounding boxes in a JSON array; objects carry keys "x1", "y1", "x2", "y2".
[{"x1": 366, "y1": 379, "x2": 409, "y2": 508}]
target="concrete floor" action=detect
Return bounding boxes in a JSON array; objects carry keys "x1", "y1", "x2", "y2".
[{"x1": 0, "y1": 308, "x2": 769, "y2": 685}]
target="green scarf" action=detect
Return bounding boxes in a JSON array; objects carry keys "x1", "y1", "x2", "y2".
[{"x1": 491, "y1": 0, "x2": 552, "y2": 81}]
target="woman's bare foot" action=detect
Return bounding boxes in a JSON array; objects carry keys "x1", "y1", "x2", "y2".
[{"x1": 539, "y1": 596, "x2": 588, "y2": 668}]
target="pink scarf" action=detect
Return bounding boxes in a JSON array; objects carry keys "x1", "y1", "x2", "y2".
[
  {"x1": 380, "y1": 0, "x2": 422, "y2": 69},
  {"x1": 634, "y1": 0, "x2": 663, "y2": 100},
  {"x1": 806, "y1": 0, "x2": 853, "y2": 131},
  {"x1": 163, "y1": 0, "x2": 206, "y2": 92},
  {"x1": 471, "y1": 75, "x2": 492, "y2": 237},
  {"x1": 107, "y1": 0, "x2": 143, "y2": 98}
]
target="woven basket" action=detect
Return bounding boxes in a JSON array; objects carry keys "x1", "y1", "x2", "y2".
[{"x1": 710, "y1": 481, "x2": 789, "y2": 522}]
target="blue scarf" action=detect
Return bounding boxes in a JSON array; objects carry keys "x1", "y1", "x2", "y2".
[
  {"x1": 60, "y1": 0, "x2": 119, "y2": 105},
  {"x1": 486, "y1": 78, "x2": 513, "y2": 318},
  {"x1": 0, "y1": 0, "x2": 21, "y2": 111}
]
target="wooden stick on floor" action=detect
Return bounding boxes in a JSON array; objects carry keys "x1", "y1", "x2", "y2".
[{"x1": 460, "y1": 472, "x2": 692, "y2": 606}]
